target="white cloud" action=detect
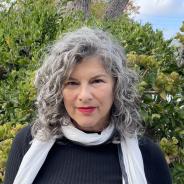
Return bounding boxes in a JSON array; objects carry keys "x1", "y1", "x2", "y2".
[
  {"x1": 135, "y1": 0, "x2": 184, "y2": 17},
  {"x1": 133, "y1": 0, "x2": 184, "y2": 39}
]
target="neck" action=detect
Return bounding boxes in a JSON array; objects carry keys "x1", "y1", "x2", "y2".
[
  {"x1": 71, "y1": 120, "x2": 109, "y2": 134},
  {"x1": 82, "y1": 130, "x2": 102, "y2": 135}
]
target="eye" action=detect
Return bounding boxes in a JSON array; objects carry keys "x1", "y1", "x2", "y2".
[
  {"x1": 92, "y1": 79, "x2": 104, "y2": 84},
  {"x1": 64, "y1": 81, "x2": 79, "y2": 86}
]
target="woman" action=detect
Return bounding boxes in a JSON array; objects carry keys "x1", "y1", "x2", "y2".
[{"x1": 4, "y1": 27, "x2": 172, "y2": 184}]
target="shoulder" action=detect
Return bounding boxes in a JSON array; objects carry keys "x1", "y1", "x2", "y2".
[
  {"x1": 14, "y1": 124, "x2": 32, "y2": 141},
  {"x1": 139, "y1": 136, "x2": 162, "y2": 157},
  {"x1": 12, "y1": 124, "x2": 33, "y2": 154},
  {"x1": 138, "y1": 136, "x2": 166, "y2": 165},
  {"x1": 139, "y1": 136, "x2": 172, "y2": 184},
  {"x1": 3, "y1": 125, "x2": 33, "y2": 184}
]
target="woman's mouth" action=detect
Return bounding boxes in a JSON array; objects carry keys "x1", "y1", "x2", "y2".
[{"x1": 77, "y1": 107, "x2": 96, "y2": 113}]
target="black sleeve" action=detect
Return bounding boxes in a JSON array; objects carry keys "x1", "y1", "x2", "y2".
[
  {"x1": 3, "y1": 125, "x2": 32, "y2": 184},
  {"x1": 139, "y1": 137, "x2": 172, "y2": 184}
]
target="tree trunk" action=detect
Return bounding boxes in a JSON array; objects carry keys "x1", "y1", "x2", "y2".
[
  {"x1": 82, "y1": 0, "x2": 91, "y2": 19},
  {"x1": 104, "y1": 0, "x2": 129, "y2": 20},
  {"x1": 67, "y1": 0, "x2": 91, "y2": 19}
]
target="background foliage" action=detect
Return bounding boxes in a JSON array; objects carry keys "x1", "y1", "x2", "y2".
[{"x1": 0, "y1": 0, "x2": 183, "y2": 183}]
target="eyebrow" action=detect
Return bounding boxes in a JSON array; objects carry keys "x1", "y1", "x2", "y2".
[
  {"x1": 91, "y1": 74, "x2": 107, "y2": 79},
  {"x1": 68, "y1": 74, "x2": 108, "y2": 80}
]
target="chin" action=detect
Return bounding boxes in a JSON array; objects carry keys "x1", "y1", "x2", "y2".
[{"x1": 74, "y1": 121, "x2": 99, "y2": 132}]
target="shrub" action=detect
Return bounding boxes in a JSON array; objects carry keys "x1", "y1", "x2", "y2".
[{"x1": 0, "y1": 1, "x2": 183, "y2": 183}]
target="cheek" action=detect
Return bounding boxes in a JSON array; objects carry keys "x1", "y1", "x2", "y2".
[
  {"x1": 98, "y1": 87, "x2": 114, "y2": 106},
  {"x1": 107, "y1": 89, "x2": 114, "y2": 107},
  {"x1": 62, "y1": 90, "x2": 70, "y2": 108},
  {"x1": 63, "y1": 97, "x2": 74, "y2": 116},
  {"x1": 62, "y1": 90, "x2": 77, "y2": 109}
]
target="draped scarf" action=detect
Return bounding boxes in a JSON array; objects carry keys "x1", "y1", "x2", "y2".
[{"x1": 13, "y1": 123, "x2": 147, "y2": 184}]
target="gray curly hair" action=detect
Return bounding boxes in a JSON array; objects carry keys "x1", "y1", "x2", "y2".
[{"x1": 31, "y1": 27, "x2": 142, "y2": 140}]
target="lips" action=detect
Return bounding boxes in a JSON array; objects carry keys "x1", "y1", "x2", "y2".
[{"x1": 77, "y1": 107, "x2": 96, "y2": 113}]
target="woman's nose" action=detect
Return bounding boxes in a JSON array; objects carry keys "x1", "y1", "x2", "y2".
[{"x1": 78, "y1": 85, "x2": 92, "y2": 102}]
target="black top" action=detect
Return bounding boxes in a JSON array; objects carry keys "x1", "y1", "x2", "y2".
[{"x1": 4, "y1": 125, "x2": 172, "y2": 184}]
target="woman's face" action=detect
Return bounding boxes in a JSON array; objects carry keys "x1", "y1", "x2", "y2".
[{"x1": 62, "y1": 56, "x2": 114, "y2": 132}]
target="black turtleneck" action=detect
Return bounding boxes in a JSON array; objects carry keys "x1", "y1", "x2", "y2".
[{"x1": 4, "y1": 125, "x2": 172, "y2": 184}]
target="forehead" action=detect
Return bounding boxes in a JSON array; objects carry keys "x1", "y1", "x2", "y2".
[{"x1": 69, "y1": 56, "x2": 109, "y2": 76}]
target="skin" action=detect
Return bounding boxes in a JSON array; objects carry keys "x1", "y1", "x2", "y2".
[{"x1": 62, "y1": 56, "x2": 114, "y2": 132}]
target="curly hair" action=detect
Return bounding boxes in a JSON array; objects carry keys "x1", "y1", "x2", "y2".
[{"x1": 31, "y1": 27, "x2": 143, "y2": 140}]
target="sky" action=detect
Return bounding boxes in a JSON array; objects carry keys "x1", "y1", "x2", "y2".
[{"x1": 133, "y1": 0, "x2": 184, "y2": 39}]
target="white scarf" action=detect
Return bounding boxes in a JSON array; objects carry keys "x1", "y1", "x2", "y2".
[{"x1": 13, "y1": 124, "x2": 147, "y2": 184}]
